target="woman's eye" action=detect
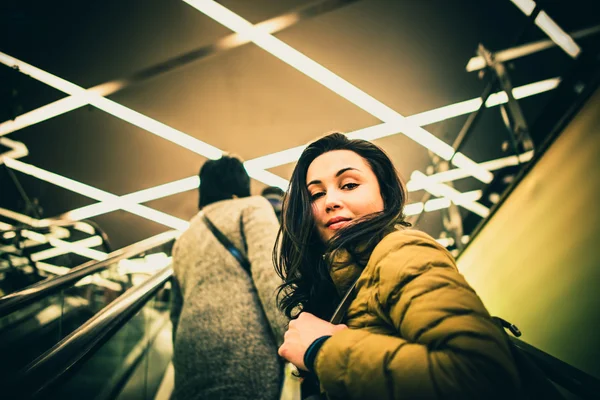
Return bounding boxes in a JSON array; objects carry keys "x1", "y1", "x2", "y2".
[
  {"x1": 342, "y1": 183, "x2": 359, "y2": 190},
  {"x1": 310, "y1": 192, "x2": 325, "y2": 201}
]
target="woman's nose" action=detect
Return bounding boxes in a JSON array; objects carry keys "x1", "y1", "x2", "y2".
[{"x1": 325, "y1": 193, "x2": 343, "y2": 212}]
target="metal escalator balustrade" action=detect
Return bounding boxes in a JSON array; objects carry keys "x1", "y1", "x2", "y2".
[{"x1": 0, "y1": 230, "x2": 178, "y2": 381}]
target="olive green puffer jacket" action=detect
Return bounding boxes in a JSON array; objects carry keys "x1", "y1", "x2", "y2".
[{"x1": 314, "y1": 229, "x2": 521, "y2": 399}]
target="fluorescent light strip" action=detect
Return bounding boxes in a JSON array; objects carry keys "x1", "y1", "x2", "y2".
[
  {"x1": 0, "y1": 228, "x2": 70, "y2": 253},
  {"x1": 4, "y1": 157, "x2": 190, "y2": 231},
  {"x1": 74, "y1": 274, "x2": 123, "y2": 291},
  {"x1": 0, "y1": 52, "x2": 223, "y2": 160},
  {"x1": 20, "y1": 229, "x2": 107, "y2": 261},
  {"x1": 404, "y1": 189, "x2": 482, "y2": 216},
  {"x1": 0, "y1": 137, "x2": 29, "y2": 164},
  {"x1": 244, "y1": 78, "x2": 559, "y2": 170},
  {"x1": 0, "y1": 11, "x2": 304, "y2": 138},
  {"x1": 411, "y1": 171, "x2": 490, "y2": 218},
  {"x1": 65, "y1": 176, "x2": 201, "y2": 221},
  {"x1": 511, "y1": 0, "x2": 537, "y2": 16},
  {"x1": 0, "y1": 207, "x2": 40, "y2": 227},
  {"x1": 35, "y1": 261, "x2": 122, "y2": 291},
  {"x1": 510, "y1": 0, "x2": 581, "y2": 59},
  {"x1": 466, "y1": 25, "x2": 600, "y2": 72},
  {"x1": 0, "y1": 95, "x2": 87, "y2": 137},
  {"x1": 65, "y1": 169, "x2": 289, "y2": 222},
  {"x1": 0, "y1": 221, "x2": 14, "y2": 231},
  {"x1": 436, "y1": 235, "x2": 470, "y2": 248},
  {"x1": 183, "y1": 0, "x2": 492, "y2": 183},
  {"x1": 31, "y1": 235, "x2": 103, "y2": 262},
  {"x1": 0, "y1": 207, "x2": 97, "y2": 242},
  {"x1": 0, "y1": 52, "x2": 287, "y2": 193},
  {"x1": 406, "y1": 150, "x2": 534, "y2": 191},
  {"x1": 535, "y1": 11, "x2": 581, "y2": 58}
]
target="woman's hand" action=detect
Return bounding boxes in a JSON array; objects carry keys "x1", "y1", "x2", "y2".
[{"x1": 278, "y1": 312, "x2": 348, "y2": 371}]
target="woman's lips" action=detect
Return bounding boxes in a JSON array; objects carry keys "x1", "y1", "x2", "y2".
[{"x1": 328, "y1": 220, "x2": 350, "y2": 230}]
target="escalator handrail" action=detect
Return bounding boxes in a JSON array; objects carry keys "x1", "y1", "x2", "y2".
[
  {"x1": 0, "y1": 230, "x2": 178, "y2": 318},
  {"x1": 510, "y1": 337, "x2": 600, "y2": 399},
  {"x1": 4, "y1": 265, "x2": 173, "y2": 398}
]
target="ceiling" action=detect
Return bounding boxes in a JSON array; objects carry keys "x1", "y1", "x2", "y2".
[{"x1": 1, "y1": 0, "x2": 598, "y2": 253}]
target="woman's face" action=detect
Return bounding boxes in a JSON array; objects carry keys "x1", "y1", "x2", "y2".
[{"x1": 306, "y1": 150, "x2": 384, "y2": 243}]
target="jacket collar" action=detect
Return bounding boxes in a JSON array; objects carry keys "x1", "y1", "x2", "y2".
[
  {"x1": 325, "y1": 226, "x2": 399, "y2": 296},
  {"x1": 327, "y1": 248, "x2": 363, "y2": 297}
]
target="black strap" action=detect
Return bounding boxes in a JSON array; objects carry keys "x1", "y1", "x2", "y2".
[
  {"x1": 202, "y1": 212, "x2": 251, "y2": 273},
  {"x1": 492, "y1": 318, "x2": 567, "y2": 399},
  {"x1": 329, "y1": 279, "x2": 359, "y2": 324}
]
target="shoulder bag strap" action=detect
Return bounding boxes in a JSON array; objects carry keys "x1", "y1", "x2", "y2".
[
  {"x1": 202, "y1": 212, "x2": 251, "y2": 273},
  {"x1": 329, "y1": 278, "x2": 359, "y2": 324}
]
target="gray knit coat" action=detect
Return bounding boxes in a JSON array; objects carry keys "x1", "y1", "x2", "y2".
[{"x1": 170, "y1": 196, "x2": 288, "y2": 400}]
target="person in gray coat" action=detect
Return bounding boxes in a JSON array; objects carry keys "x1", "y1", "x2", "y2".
[{"x1": 170, "y1": 155, "x2": 288, "y2": 400}]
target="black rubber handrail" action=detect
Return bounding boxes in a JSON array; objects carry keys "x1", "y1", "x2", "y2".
[
  {"x1": 0, "y1": 230, "x2": 178, "y2": 318},
  {"x1": 3, "y1": 265, "x2": 173, "y2": 399},
  {"x1": 510, "y1": 337, "x2": 600, "y2": 399}
]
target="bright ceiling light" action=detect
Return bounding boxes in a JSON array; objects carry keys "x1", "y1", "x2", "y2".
[
  {"x1": 424, "y1": 190, "x2": 482, "y2": 212},
  {"x1": 466, "y1": 25, "x2": 599, "y2": 72},
  {"x1": 0, "y1": 137, "x2": 28, "y2": 163},
  {"x1": 0, "y1": 96, "x2": 86, "y2": 138},
  {"x1": 31, "y1": 235, "x2": 104, "y2": 262},
  {"x1": 0, "y1": 221, "x2": 13, "y2": 231},
  {"x1": 245, "y1": 168, "x2": 290, "y2": 191},
  {"x1": 535, "y1": 11, "x2": 581, "y2": 58},
  {"x1": 510, "y1": 0, "x2": 537, "y2": 16},
  {"x1": 244, "y1": 78, "x2": 558, "y2": 170},
  {"x1": 411, "y1": 171, "x2": 490, "y2": 218},
  {"x1": 4, "y1": 157, "x2": 190, "y2": 231},
  {"x1": 435, "y1": 237, "x2": 454, "y2": 247},
  {"x1": 404, "y1": 190, "x2": 482, "y2": 216},
  {"x1": 0, "y1": 52, "x2": 223, "y2": 160},
  {"x1": 0, "y1": 227, "x2": 70, "y2": 253},
  {"x1": 0, "y1": 12, "x2": 304, "y2": 139},
  {"x1": 21, "y1": 229, "x2": 107, "y2": 261},
  {"x1": 510, "y1": 0, "x2": 581, "y2": 59},
  {"x1": 66, "y1": 176, "x2": 201, "y2": 221},
  {"x1": 0, "y1": 207, "x2": 55, "y2": 231},
  {"x1": 406, "y1": 151, "x2": 534, "y2": 192},
  {"x1": 404, "y1": 202, "x2": 424, "y2": 216},
  {"x1": 183, "y1": 0, "x2": 491, "y2": 183}
]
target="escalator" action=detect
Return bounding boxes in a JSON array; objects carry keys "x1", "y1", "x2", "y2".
[{"x1": 0, "y1": 230, "x2": 177, "y2": 398}]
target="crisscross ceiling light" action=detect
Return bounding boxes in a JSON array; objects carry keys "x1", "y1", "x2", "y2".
[
  {"x1": 0, "y1": 52, "x2": 223, "y2": 161},
  {"x1": 3, "y1": 157, "x2": 190, "y2": 231},
  {"x1": 410, "y1": 171, "x2": 490, "y2": 218},
  {"x1": 183, "y1": 0, "x2": 493, "y2": 183},
  {"x1": 0, "y1": 1, "x2": 560, "y2": 234}
]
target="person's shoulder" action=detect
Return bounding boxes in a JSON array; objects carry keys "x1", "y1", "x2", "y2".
[
  {"x1": 379, "y1": 228, "x2": 440, "y2": 247},
  {"x1": 370, "y1": 228, "x2": 450, "y2": 265},
  {"x1": 234, "y1": 196, "x2": 276, "y2": 215},
  {"x1": 238, "y1": 195, "x2": 272, "y2": 208}
]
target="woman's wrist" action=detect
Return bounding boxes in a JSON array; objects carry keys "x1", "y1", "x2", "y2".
[{"x1": 303, "y1": 335, "x2": 331, "y2": 372}]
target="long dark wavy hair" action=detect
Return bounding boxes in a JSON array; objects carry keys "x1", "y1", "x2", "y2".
[{"x1": 273, "y1": 133, "x2": 410, "y2": 319}]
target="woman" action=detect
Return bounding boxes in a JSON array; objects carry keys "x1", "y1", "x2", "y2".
[{"x1": 275, "y1": 133, "x2": 521, "y2": 399}]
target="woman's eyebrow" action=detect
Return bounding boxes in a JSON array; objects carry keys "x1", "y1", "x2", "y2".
[
  {"x1": 307, "y1": 167, "x2": 359, "y2": 187},
  {"x1": 336, "y1": 167, "x2": 359, "y2": 177}
]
